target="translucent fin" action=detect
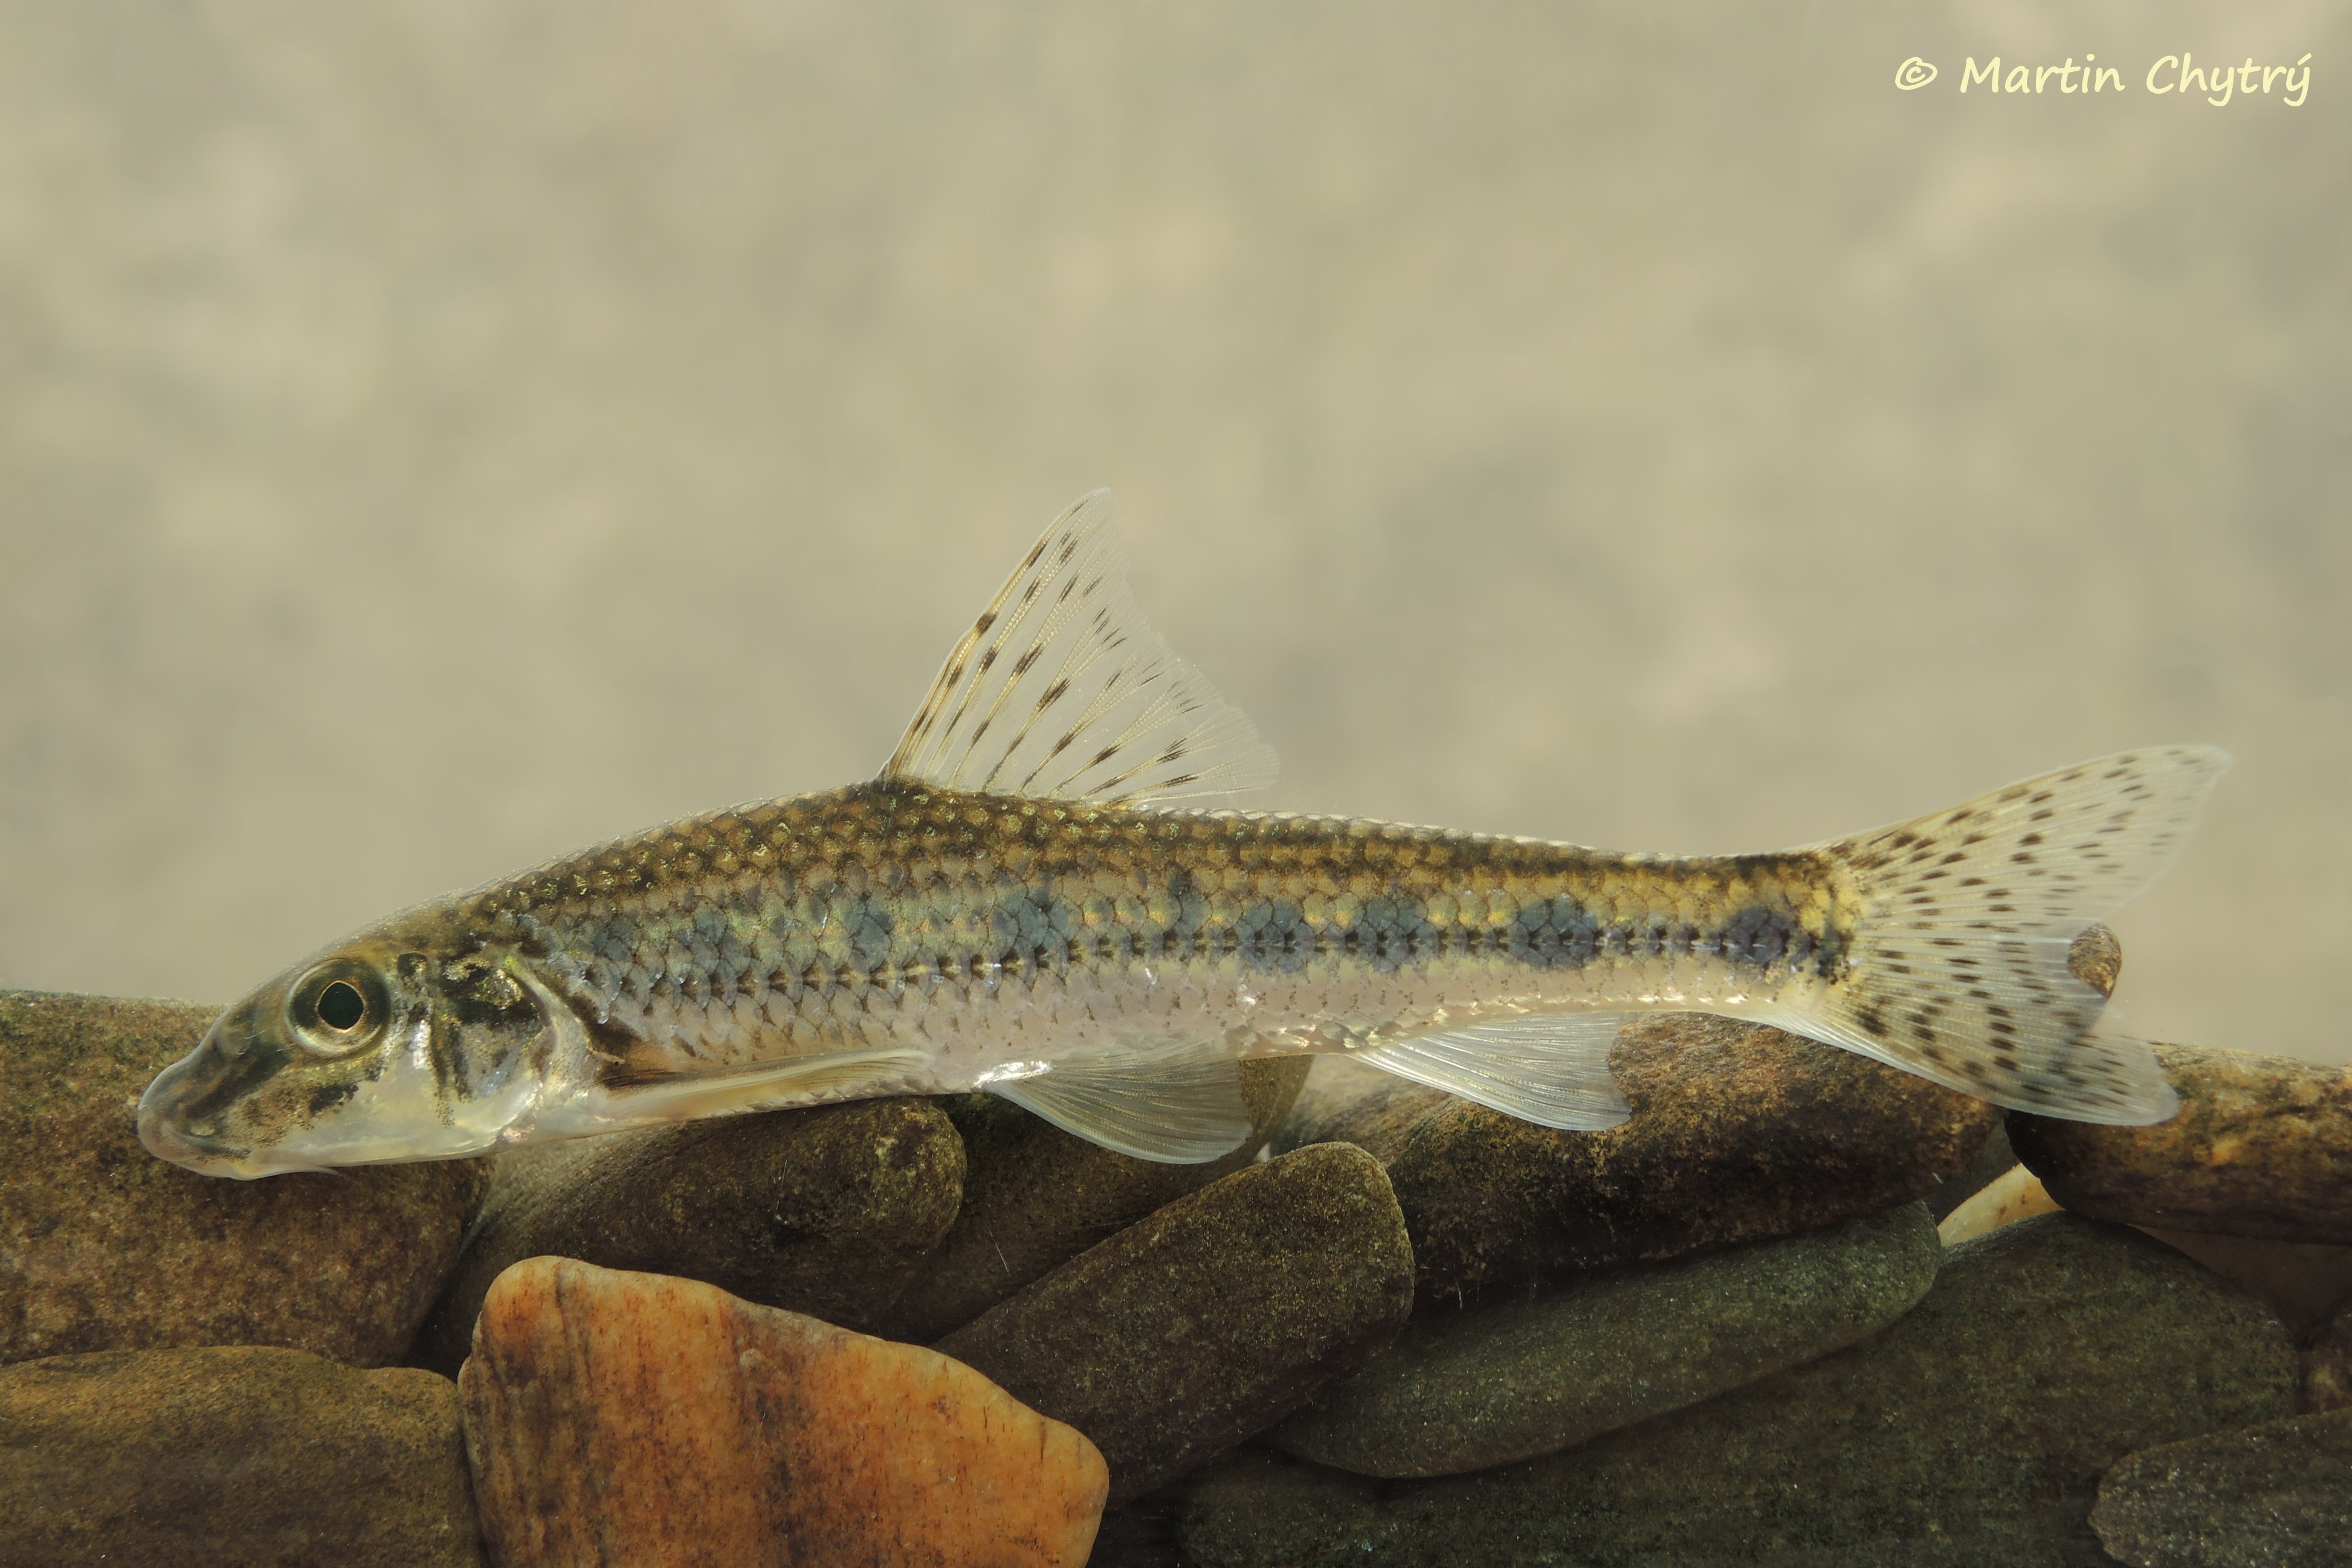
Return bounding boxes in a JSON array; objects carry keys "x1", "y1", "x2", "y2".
[
  {"x1": 1785, "y1": 746, "x2": 2229, "y2": 1126},
  {"x1": 882, "y1": 490, "x2": 1279, "y2": 807},
  {"x1": 551, "y1": 1047, "x2": 935, "y2": 1135},
  {"x1": 1353, "y1": 1013, "x2": 1632, "y2": 1131},
  {"x1": 989, "y1": 1050, "x2": 1253, "y2": 1163}
]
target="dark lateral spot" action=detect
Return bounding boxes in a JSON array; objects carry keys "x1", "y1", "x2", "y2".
[
  {"x1": 991, "y1": 886, "x2": 1072, "y2": 972},
  {"x1": 838, "y1": 893, "x2": 897, "y2": 973},
  {"x1": 1236, "y1": 899, "x2": 1313, "y2": 972},
  {"x1": 1718, "y1": 905, "x2": 1796, "y2": 966},
  {"x1": 306, "y1": 1079, "x2": 360, "y2": 1117},
  {"x1": 1507, "y1": 894, "x2": 1601, "y2": 970},
  {"x1": 1353, "y1": 895, "x2": 1435, "y2": 972}
]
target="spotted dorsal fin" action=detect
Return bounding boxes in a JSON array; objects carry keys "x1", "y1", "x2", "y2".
[{"x1": 882, "y1": 490, "x2": 1278, "y2": 807}]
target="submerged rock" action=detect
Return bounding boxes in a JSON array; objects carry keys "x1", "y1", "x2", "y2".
[
  {"x1": 2139, "y1": 1230, "x2": 2352, "y2": 1343},
  {"x1": 1268, "y1": 1201, "x2": 1941, "y2": 1477},
  {"x1": 936, "y1": 1141, "x2": 1413, "y2": 1503},
  {"x1": 2305, "y1": 1304, "x2": 2352, "y2": 1413},
  {"x1": 1267, "y1": 1052, "x2": 1447, "y2": 1163},
  {"x1": 1390, "y1": 1013, "x2": 2000, "y2": 1301},
  {"x1": 1181, "y1": 1215, "x2": 2299, "y2": 1567},
  {"x1": 412, "y1": 1095, "x2": 962, "y2": 1373},
  {"x1": 460, "y1": 1257, "x2": 1105, "y2": 1568},
  {"x1": 876, "y1": 1057, "x2": 1307, "y2": 1343},
  {"x1": 2011, "y1": 1044, "x2": 2352, "y2": 1244},
  {"x1": 0, "y1": 1345, "x2": 479, "y2": 1567},
  {"x1": 2091, "y1": 1409, "x2": 2352, "y2": 1568},
  {"x1": 0, "y1": 990, "x2": 485, "y2": 1369}
]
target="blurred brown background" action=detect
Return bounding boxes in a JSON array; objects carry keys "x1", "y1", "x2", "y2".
[{"x1": 2, "y1": 2, "x2": 2345, "y2": 1063}]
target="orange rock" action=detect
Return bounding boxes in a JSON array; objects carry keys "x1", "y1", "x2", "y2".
[{"x1": 459, "y1": 1257, "x2": 1107, "y2": 1568}]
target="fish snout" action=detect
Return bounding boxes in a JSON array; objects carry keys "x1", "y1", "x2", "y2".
[{"x1": 135, "y1": 1048, "x2": 242, "y2": 1173}]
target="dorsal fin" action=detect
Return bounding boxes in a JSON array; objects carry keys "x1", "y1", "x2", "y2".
[{"x1": 882, "y1": 490, "x2": 1278, "y2": 807}]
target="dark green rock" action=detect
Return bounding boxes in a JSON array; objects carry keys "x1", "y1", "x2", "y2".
[
  {"x1": 1267, "y1": 1201, "x2": 1941, "y2": 1477},
  {"x1": 412, "y1": 1095, "x2": 963, "y2": 1374},
  {"x1": 0, "y1": 1345, "x2": 480, "y2": 1567},
  {"x1": 2091, "y1": 1409, "x2": 2352, "y2": 1568},
  {"x1": 0, "y1": 990, "x2": 486, "y2": 1369},
  {"x1": 1390, "y1": 1012, "x2": 2001, "y2": 1302},
  {"x1": 1181, "y1": 1214, "x2": 2299, "y2": 1567},
  {"x1": 875, "y1": 1055, "x2": 1308, "y2": 1343},
  {"x1": 937, "y1": 1141, "x2": 1412, "y2": 1504},
  {"x1": 2014, "y1": 1044, "x2": 2352, "y2": 1244}
]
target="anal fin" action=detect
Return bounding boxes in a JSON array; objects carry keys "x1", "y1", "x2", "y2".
[
  {"x1": 990, "y1": 1050, "x2": 1253, "y2": 1164},
  {"x1": 1354, "y1": 1013, "x2": 1632, "y2": 1131}
]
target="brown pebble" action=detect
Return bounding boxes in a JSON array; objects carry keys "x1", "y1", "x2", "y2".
[
  {"x1": 0, "y1": 990, "x2": 485, "y2": 1369},
  {"x1": 1389, "y1": 1013, "x2": 2001, "y2": 1300},
  {"x1": 936, "y1": 1142, "x2": 1414, "y2": 1503},
  {"x1": 459, "y1": 1257, "x2": 1105, "y2": 1568},
  {"x1": 2012, "y1": 1044, "x2": 2352, "y2": 1245},
  {"x1": 0, "y1": 1345, "x2": 479, "y2": 1567},
  {"x1": 876, "y1": 1057, "x2": 1308, "y2": 1343},
  {"x1": 2304, "y1": 1304, "x2": 2352, "y2": 1415},
  {"x1": 412, "y1": 1095, "x2": 963, "y2": 1374}
]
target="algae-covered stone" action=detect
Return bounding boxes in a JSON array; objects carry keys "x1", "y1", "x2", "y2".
[
  {"x1": 2091, "y1": 1409, "x2": 2352, "y2": 1568},
  {"x1": 0, "y1": 1345, "x2": 479, "y2": 1567},
  {"x1": 1391, "y1": 1013, "x2": 2000, "y2": 1301},
  {"x1": 876, "y1": 1056, "x2": 1307, "y2": 1343},
  {"x1": 937, "y1": 1141, "x2": 1412, "y2": 1503},
  {"x1": 1268, "y1": 1201, "x2": 1941, "y2": 1477},
  {"x1": 2012, "y1": 1044, "x2": 2352, "y2": 1244},
  {"x1": 413, "y1": 1095, "x2": 962, "y2": 1373},
  {"x1": 1181, "y1": 1215, "x2": 2299, "y2": 1567},
  {"x1": 0, "y1": 990, "x2": 485, "y2": 1369},
  {"x1": 460, "y1": 1258, "x2": 1104, "y2": 1568}
]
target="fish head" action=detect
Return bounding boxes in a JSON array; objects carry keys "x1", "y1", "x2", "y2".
[{"x1": 137, "y1": 909, "x2": 572, "y2": 1178}]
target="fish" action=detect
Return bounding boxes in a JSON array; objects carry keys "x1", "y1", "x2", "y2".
[{"x1": 137, "y1": 491, "x2": 2229, "y2": 1178}]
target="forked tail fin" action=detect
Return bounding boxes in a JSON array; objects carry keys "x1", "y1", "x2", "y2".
[{"x1": 1771, "y1": 746, "x2": 2230, "y2": 1126}]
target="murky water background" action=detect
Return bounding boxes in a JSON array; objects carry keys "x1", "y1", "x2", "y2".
[{"x1": 2, "y1": 1, "x2": 2345, "y2": 1064}]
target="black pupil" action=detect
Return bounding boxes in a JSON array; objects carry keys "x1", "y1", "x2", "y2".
[{"x1": 318, "y1": 981, "x2": 366, "y2": 1031}]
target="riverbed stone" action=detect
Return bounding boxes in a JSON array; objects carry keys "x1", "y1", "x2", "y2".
[
  {"x1": 936, "y1": 1141, "x2": 1413, "y2": 1503},
  {"x1": 2090, "y1": 1409, "x2": 2352, "y2": 1568},
  {"x1": 0, "y1": 990, "x2": 486, "y2": 1369},
  {"x1": 1181, "y1": 1214, "x2": 2299, "y2": 1567},
  {"x1": 2011, "y1": 1044, "x2": 2352, "y2": 1244},
  {"x1": 1268, "y1": 1201, "x2": 1940, "y2": 1477},
  {"x1": 1268, "y1": 1051, "x2": 1447, "y2": 1163},
  {"x1": 460, "y1": 1256, "x2": 1105, "y2": 1567},
  {"x1": 1390, "y1": 1011, "x2": 2000, "y2": 1301},
  {"x1": 875, "y1": 1056, "x2": 1307, "y2": 1343},
  {"x1": 0, "y1": 1344, "x2": 479, "y2": 1567},
  {"x1": 2305, "y1": 1303, "x2": 2352, "y2": 1413},
  {"x1": 412, "y1": 1094, "x2": 962, "y2": 1373}
]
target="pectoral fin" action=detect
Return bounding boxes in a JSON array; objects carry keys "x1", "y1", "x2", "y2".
[
  {"x1": 1354, "y1": 1013, "x2": 1632, "y2": 1131},
  {"x1": 989, "y1": 1050, "x2": 1254, "y2": 1163},
  {"x1": 541, "y1": 1047, "x2": 937, "y2": 1138}
]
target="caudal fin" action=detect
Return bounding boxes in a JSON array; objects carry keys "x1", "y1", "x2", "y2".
[{"x1": 1771, "y1": 746, "x2": 2229, "y2": 1125}]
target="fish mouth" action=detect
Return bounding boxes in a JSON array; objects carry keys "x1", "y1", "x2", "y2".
[{"x1": 135, "y1": 1051, "x2": 250, "y2": 1176}]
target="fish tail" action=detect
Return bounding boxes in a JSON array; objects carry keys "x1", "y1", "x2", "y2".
[{"x1": 1771, "y1": 746, "x2": 2229, "y2": 1124}]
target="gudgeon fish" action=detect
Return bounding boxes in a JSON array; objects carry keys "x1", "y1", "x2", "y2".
[{"x1": 138, "y1": 492, "x2": 2226, "y2": 1177}]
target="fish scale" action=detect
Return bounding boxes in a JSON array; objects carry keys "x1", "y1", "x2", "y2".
[{"x1": 473, "y1": 781, "x2": 1847, "y2": 1082}]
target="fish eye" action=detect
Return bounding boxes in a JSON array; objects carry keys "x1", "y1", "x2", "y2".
[{"x1": 288, "y1": 962, "x2": 390, "y2": 1057}]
